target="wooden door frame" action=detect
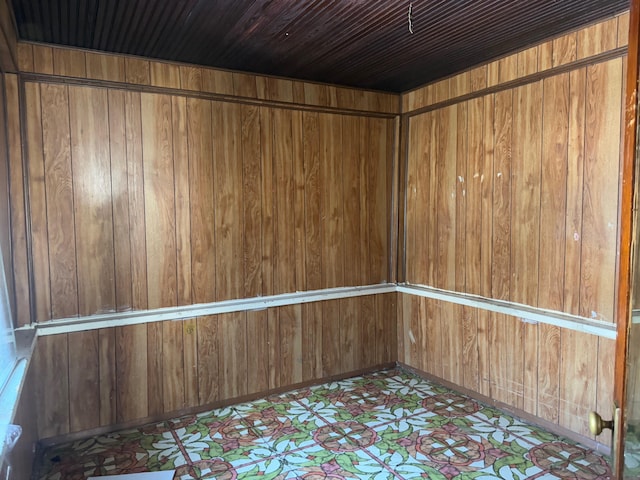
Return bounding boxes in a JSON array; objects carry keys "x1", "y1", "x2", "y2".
[{"x1": 615, "y1": 0, "x2": 640, "y2": 477}]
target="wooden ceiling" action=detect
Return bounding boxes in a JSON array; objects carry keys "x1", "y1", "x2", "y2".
[{"x1": 9, "y1": 0, "x2": 630, "y2": 92}]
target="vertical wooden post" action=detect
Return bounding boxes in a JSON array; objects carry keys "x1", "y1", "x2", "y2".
[{"x1": 614, "y1": 1, "x2": 640, "y2": 477}]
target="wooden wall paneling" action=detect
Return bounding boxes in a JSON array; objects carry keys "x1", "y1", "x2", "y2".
[
  {"x1": 491, "y1": 89, "x2": 512, "y2": 302},
  {"x1": 466, "y1": 98, "x2": 483, "y2": 296},
  {"x1": 35, "y1": 335, "x2": 69, "y2": 437},
  {"x1": 617, "y1": 11, "x2": 630, "y2": 48},
  {"x1": 424, "y1": 298, "x2": 443, "y2": 378},
  {"x1": 405, "y1": 295, "x2": 421, "y2": 370},
  {"x1": 470, "y1": 66, "x2": 488, "y2": 93},
  {"x1": 455, "y1": 102, "x2": 468, "y2": 294},
  {"x1": 396, "y1": 293, "x2": 408, "y2": 364},
  {"x1": 564, "y1": 68, "x2": 586, "y2": 316},
  {"x1": 213, "y1": 101, "x2": 243, "y2": 301},
  {"x1": 359, "y1": 117, "x2": 373, "y2": 284},
  {"x1": 461, "y1": 306, "x2": 479, "y2": 391},
  {"x1": 273, "y1": 107, "x2": 296, "y2": 294},
  {"x1": 369, "y1": 117, "x2": 390, "y2": 283},
  {"x1": 580, "y1": 58, "x2": 622, "y2": 322},
  {"x1": 150, "y1": 62, "x2": 180, "y2": 89},
  {"x1": 416, "y1": 113, "x2": 434, "y2": 287},
  {"x1": 552, "y1": 32, "x2": 578, "y2": 67},
  {"x1": 69, "y1": 85, "x2": 117, "y2": 315},
  {"x1": 188, "y1": 97, "x2": 215, "y2": 304},
  {"x1": 260, "y1": 106, "x2": 275, "y2": 296},
  {"x1": 24, "y1": 82, "x2": 52, "y2": 321},
  {"x1": 302, "y1": 302, "x2": 323, "y2": 381},
  {"x1": 40, "y1": 83, "x2": 78, "y2": 319},
  {"x1": 404, "y1": 116, "x2": 419, "y2": 284},
  {"x1": 577, "y1": 17, "x2": 618, "y2": 60},
  {"x1": 5, "y1": 75, "x2": 31, "y2": 325},
  {"x1": 340, "y1": 297, "x2": 359, "y2": 372},
  {"x1": 147, "y1": 322, "x2": 164, "y2": 415},
  {"x1": 361, "y1": 295, "x2": 376, "y2": 366},
  {"x1": 319, "y1": 113, "x2": 344, "y2": 288},
  {"x1": 17, "y1": 43, "x2": 33, "y2": 72},
  {"x1": 246, "y1": 309, "x2": 269, "y2": 394},
  {"x1": 516, "y1": 46, "x2": 538, "y2": 77},
  {"x1": 279, "y1": 304, "x2": 303, "y2": 386},
  {"x1": 380, "y1": 292, "x2": 398, "y2": 363},
  {"x1": 85, "y1": 52, "x2": 125, "y2": 82},
  {"x1": 172, "y1": 95, "x2": 192, "y2": 306},
  {"x1": 498, "y1": 54, "x2": 518, "y2": 84},
  {"x1": 115, "y1": 324, "x2": 148, "y2": 422},
  {"x1": 477, "y1": 310, "x2": 491, "y2": 397},
  {"x1": 142, "y1": 93, "x2": 177, "y2": 308},
  {"x1": 108, "y1": 90, "x2": 133, "y2": 311},
  {"x1": 489, "y1": 313, "x2": 524, "y2": 410},
  {"x1": 480, "y1": 94, "x2": 494, "y2": 299},
  {"x1": 125, "y1": 91, "x2": 148, "y2": 310},
  {"x1": 52, "y1": 48, "x2": 86, "y2": 78},
  {"x1": 436, "y1": 105, "x2": 459, "y2": 383},
  {"x1": 125, "y1": 57, "x2": 151, "y2": 85},
  {"x1": 559, "y1": 329, "x2": 598, "y2": 437},
  {"x1": 182, "y1": 318, "x2": 199, "y2": 406},
  {"x1": 242, "y1": 104, "x2": 263, "y2": 297},
  {"x1": 342, "y1": 115, "x2": 361, "y2": 286},
  {"x1": 98, "y1": 328, "x2": 117, "y2": 426},
  {"x1": 292, "y1": 110, "x2": 306, "y2": 291},
  {"x1": 232, "y1": 72, "x2": 258, "y2": 98},
  {"x1": 322, "y1": 299, "x2": 342, "y2": 376},
  {"x1": 218, "y1": 312, "x2": 248, "y2": 398},
  {"x1": 302, "y1": 112, "x2": 322, "y2": 290},
  {"x1": 196, "y1": 315, "x2": 219, "y2": 405},
  {"x1": 32, "y1": 45, "x2": 53, "y2": 74},
  {"x1": 162, "y1": 320, "x2": 185, "y2": 412},
  {"x1": 179, "y1": 66, "x2": 202, "y2": 91},
  {"x1": 201, "y1": 68, "x2": 234, "y2": 96},
  {"x1": 267, "y1": 308, "x2": 281, "y2": 389},
  {"x1": 511, "y1": 82, "x2": 542, "y2": 308},
  {"x1": 538, "y1": 73, "x2": 571, "y2": 422},
  {"x1": 68, "y1": 330, "x2": 100, "y2": 432}
]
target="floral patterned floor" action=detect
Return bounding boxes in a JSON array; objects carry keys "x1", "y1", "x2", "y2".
[{"x1": 34, "y1": 369, "x2": 611, "y2": 479}]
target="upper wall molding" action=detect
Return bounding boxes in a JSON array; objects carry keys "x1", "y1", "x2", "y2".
[
  {"x1": 16, "y1": 42, "x2": 400, "y2": 115},
  {"x1": 402, "y1": 11, "x2": 630, "y2": 114}
]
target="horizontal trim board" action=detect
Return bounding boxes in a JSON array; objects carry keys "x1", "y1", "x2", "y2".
[
  {"x1": 23, "y1": 284, "x2": 397, "y2": 336},
  {"x1": 19, "y1": 73, "x2": 398, "y2": 119},
  {"x1": 398, "y1": 283, "x2": 617, "y2": 339},
  {"x1": 404, "y1": 46, "x2": 627, "y2": 117}
]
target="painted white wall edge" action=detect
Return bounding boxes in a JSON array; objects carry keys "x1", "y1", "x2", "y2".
[{"x1": 16, "y1": 282, "x2": 616, "y2": 339}]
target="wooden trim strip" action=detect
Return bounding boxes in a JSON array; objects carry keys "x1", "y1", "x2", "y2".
[
  {"x1": 18, "y1": 73, "x2": 399, "y2": 119},
  {"x1": 404, "y1": 46, "x2": 627, "y2": 117},
  {"x1": 22, "y1": 284, "x2": 397, "y2": 336},
  {"x1": 397, "y1": 284, "x2": 617, "y2": 339}
]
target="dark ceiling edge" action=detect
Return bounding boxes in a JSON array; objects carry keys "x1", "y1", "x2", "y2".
[
  {"x1": 15, "y1": 39, "x2": 402, "y2": 97},
  {"x1": 400, "y1": 9, "x2": 630, "y2": 96}
]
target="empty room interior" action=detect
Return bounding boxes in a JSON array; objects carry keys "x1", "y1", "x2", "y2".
[{"x1": 1, "y1": 0, "x2": 640, "y2": 479}]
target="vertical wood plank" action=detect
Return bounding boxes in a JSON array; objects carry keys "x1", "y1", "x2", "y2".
[
  {"x1": 246, "y1": 310, "x2": 269, "y2": 394},
  {"x1": 279, "y1": 304, "x2": 303, "y2": 385},
  {"x1": 272, "y1": 109, "x2": 296, "y2": 293},
  {"x1": 172, "y1": 96, "x2": 192, "y2": 306},
  {"x1": 213, "y1": 102, "x2": 243, "y2": 300},
  {"x1": 342, "y1": 116, "x2": 361, "y2": 286},
  {"x1": 85, "y1": 52, "x2": 125, "y2": 82},
  {"x1": 162, "y1": 320, "x2": 185, "y2": 412},
  {"x1": 25, "y1": 83, "x2": 52, "y2": 321},
  {"x1": 267, "y1": 308, "x2": 281, "y2": 389},
  {"x1": 303, "y1": 112, "x2": 322, "y2": 290},
  {"x1": 581, "y1": 59, "x2": 622, "y2": 322},
  {"x1": 40, "y1": 84, "x2": 78, "y2": 318},
  {"x1": 68, "y1": 331, "x2": 99, "y2": 431},
  {"x1": 201, "y1": 69, "x2": 234, "y2": 95},
  {"x1": 466, "y1": 97, "x2": 483, "y2": 295},
  {"x1": 340, "y1": 297, "x2": 359, "y2": 372},
  {"x1": 368, "y1": 118, "x2": 389, "y2": 283},
  {"x1": 218, "y1": 312, "x2": 248, "y2": 398},
  {"x1": 150, "y1": 62, "x2": 181, "y2": 89},
  {"x1": 52, "y1": 48, "x2": 86, "y2": 77},
  {"x1": 108, "y1": 90, "x2": 133, "y2": 311},
  {"x1": 322, "y1": 299, "x2": 341, "y2": 376},
  {"x1": 69, "y1": 86, "x2": 116, "y2": 315},
  {"x1": 115, "y1": 324, "x2": 148, "y2": 422},
  {"x1": 260, "y1": 107, "x2": 275, "y2": 296},
  {"x1": 242, "y1": 104, "x2": 263, "y2": 297},
  {"x1": 141, "y1": 93, "x2": 177, "y2": 308},
  {"x1": 302, "y1": 302, "x2": 323, "y2": 381},
  {"x1": 35, "y1": 335, "x2": 69, "y2": 437},
  {"x1": 146, "y1": 323, "x2": 163, "y2": 415},
  {"x1": 292, "y1": 110, "x2": 306, "y2": 291},
  {"x1": 125, "y1": 91, "x2": 148, "y2": 310},
  {"x1": 197, "y1": 315, "x2": 219, "y2": 404},
  {"x1": 179, "y1": 66, "x2": 202, "y2": 91},
  {"x1": 98, "y1": 328, "x2": 117, "y2": 426},
  {"x1": 124, "y1": 58, "x2": 150, "y2": 85},
  {"x1": 188, "y1": 98, "x2": 215, "y2": 304},
  {"x1": 553, "y1": 33, "x2": 577, "y2": 67},
  {"x1": 33, "y1": 45, "x2": 54, "y2": 74},
  {"x1": 182, "y1": 318, "x2": 199, "y2": 406},
  {"x1": 480, "y1": 94, "x2": 494, "y2": 298}
]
